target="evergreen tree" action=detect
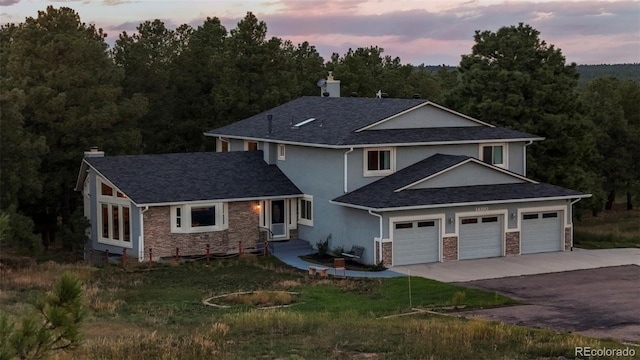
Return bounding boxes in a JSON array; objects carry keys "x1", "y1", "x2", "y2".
[
  {"x1": 3, "y1": 6, "x2": 144, "y2": 247},
  {"x1": 453, "y1": 23, "x2": 599, "y2": 199}
]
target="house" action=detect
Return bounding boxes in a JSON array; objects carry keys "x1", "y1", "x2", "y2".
[{"x1": 77, "y1": 75, "x2": 589, "y2": 266}]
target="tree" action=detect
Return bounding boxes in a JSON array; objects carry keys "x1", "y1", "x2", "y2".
[
  {"x1": 3, "y1": 6, "x2": 144, "y2": 247},
  {"x1": 112, "y1": 20, "x2": 186, "y2": 153},
  {"x1": 452, "y1": 23, "x2": 599, "y2": 200},
  {"x1": 579, "y1": 77, "x2": 640, "y2": 210},
  {"x1": 0, "y1": 273, "x2": 85, "y2": 360}
]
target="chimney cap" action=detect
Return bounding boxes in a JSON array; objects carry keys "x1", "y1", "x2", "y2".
[{"x1": 84, "y1": 146, "x2": 104, "y2": 158}]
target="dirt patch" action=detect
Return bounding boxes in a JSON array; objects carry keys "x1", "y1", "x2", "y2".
[{"x1": 458, "y1": 265, "x2": 640, "y2": 343}]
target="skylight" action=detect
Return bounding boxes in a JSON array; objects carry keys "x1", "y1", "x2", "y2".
[{"x1": 294, "y1": 118, "x2": 317, "y2": 127}]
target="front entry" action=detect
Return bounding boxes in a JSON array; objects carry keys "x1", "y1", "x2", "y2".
[{"x1": 270, "y1": 199, "x2": 287, "y2": 238}]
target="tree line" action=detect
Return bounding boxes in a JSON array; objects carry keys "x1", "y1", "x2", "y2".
[{"x1": 1, "y1": 7, "x2": 638, "y2": 252}]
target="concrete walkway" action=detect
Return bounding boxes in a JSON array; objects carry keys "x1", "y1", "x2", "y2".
[
  {"x1": 270, "y1": 239, "x2": 404, "y2": 278},
  {"x1": 392, "y1": 248, "x2": 640, "y2": 282}
]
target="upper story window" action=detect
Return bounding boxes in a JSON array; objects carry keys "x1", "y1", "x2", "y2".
[
  {"x1": 278, "y1": 144, "x2": 286, "y2": 160},
  {"x1": 480, "y1": 143, "x2": 507, "y2": 168},
  {"x1": 219, "y1": 138, "x2": 229, "y2": 152},
  {"x1": 171, "y1": 203, "x2": 228, "y2": 233},
  {"x1": 245, "y1": 141, "x2": 258, "y2": 151},
  {"x1": 364, "y1": 147, "x2": 395, "y2": 177}
]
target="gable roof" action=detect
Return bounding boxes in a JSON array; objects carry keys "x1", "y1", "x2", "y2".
[
  {"x1": 206, "y1": 97, "x2": 542, "y2": 147},
  {"x1": 79, "y1": 151, "x2": 302, "y2": 206},
  {"x1": 332, "y1": 154, "x2": 588, "y2": 211}
]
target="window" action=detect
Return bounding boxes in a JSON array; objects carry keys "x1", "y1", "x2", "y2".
[
  {"x1": 480, "y1": 144, "x2": 507, "y2": 168},
  {"x1": 278, "y1": 144, "x2": 286, "y2": 160},
  {"x1": 542, "y1": 212, "x2": 558, "y2": 219},
  {"x1": 298, "y1": 196, "x2": 313, "y2": 226},
  {"x1": 364, "y1": 147, "x2": 394, "y2": 176},
  {"x1": 395, "y1": 222, "x2": 413, "y2": 229},
  {"x1": 97, "y1": 179, "x2": 131, "y2": 248},
  {"x1": 482, "y1": 216, "x2": 498, "y2": 223},
  {"x1": 461, "y1": 218, "x2": 478, "y2": 225},
  {"x1": 523, "y1": 214, "x2": 539, "y2": 220},
  {"x1": 171, "y1": 203, "x2": 228, "y2": 233},
  {"x1": 245, "y1": 141, "x2": 258, "y2": 151},
  {"x1": 219, "y1": 138, "x2": 229, "y2": 152},
  {"x1": 418, "y1": 221, "x2": 435, "y2": 227}
]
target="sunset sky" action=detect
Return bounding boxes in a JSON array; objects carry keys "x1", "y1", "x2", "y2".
[{"x1": 1, "y1": 0, "x2": 639, "y2": 65}]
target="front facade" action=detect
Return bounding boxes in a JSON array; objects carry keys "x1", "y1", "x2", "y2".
[
  {"x1": 78, "y1": 76, "x2": 589, "y2": 266},
  {"x1": 205, "y1": 81, "x2": 589, "y2": 267}
]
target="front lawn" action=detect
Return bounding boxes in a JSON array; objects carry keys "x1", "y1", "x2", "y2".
[{"x1": 0, "y1": 255, "x2": 629, "y2": 359}]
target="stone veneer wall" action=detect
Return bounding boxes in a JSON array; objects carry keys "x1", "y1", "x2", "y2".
[
  {"x1": 443, "y1": 236, "x2": 458, "y2": 261},
  {"x1": 144, "y1": 201, "x2": 259, "y2": 259},
  {"x1": 505, "y1": 231, "x2": 520, "y2": 255},
  {"x1": 375, "y1": 241, "x2": 393, "y2": 266},
  {"x1": 564, "y1": 226, "x2": 572, "y2": 250}
]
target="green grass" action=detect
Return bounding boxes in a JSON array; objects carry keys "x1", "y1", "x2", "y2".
[
  {"x1": 2, "y1": 256, "x2": 635, "y2": 359},
  {"x1": 574, "y1": 208, "x2": 640, "y2": 249}
]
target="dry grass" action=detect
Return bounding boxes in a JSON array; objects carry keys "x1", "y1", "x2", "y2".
[
  {"x1": 0, "y1": 261, "x2": 95, "y2": 290},
  {"x1": 221, "y1": 290, "x2": 296, "y2": 307}
]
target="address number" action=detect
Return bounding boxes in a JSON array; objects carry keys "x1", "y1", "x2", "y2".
[{"x1": 475, "y1": 207, "x2": 489, "y2": 212}]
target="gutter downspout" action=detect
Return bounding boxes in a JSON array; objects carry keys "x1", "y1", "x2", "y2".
[
  {"x1": 368, "y1": 210, "x2": 383, "y2": 264},
  {"x1": 343, "y1": 147, "x2": 354, "y2": 193},
  {"x1": 523, "y1": 140, "x2": 533, "y2": 177},
  {"x1": 139, "y1": 206, "x2": 149, "y2": 261}
]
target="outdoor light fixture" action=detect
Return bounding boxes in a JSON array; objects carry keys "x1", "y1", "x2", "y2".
[
  {"x1": 511, "y1": 213, "x2": 516, "y2": 220},
  {"x1": 448, "y1": 218, "x2": 453, "y2": 224}
]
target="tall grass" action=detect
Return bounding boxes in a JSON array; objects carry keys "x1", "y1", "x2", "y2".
[{"x1": 0, "y1": 261, "x2": 95, "y2": 290}]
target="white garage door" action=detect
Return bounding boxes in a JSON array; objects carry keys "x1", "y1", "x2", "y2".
[
  {"x1": 393, "y1": 220, "x2": 440, "y2": 266},
  {"x1": 459, "y1": 215, "x2": 503, "y2": 260},
  {"x1": 521, "y1": 212, "x2": 563, "y2": 254}
]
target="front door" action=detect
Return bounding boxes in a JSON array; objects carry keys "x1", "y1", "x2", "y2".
[{"x1": 270, "y1": 199, "x2": 287, "y2": 238}]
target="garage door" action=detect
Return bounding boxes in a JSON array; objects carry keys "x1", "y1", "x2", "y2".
[
  {"x1": 521, "y1": 211, "x2": 563, "y2": 254},
  {"x1": 459, "y1": 215, "x2": 503, "y2": 260},
  {"x1": 393, "y1": 220, "x2": 440, "y2": 266}
]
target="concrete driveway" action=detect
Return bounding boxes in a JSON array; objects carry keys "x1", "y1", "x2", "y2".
[
  {"x1": 392, "y1": 248, "x2": 639, "y2": 282},
  {"x1": 459, "y1": 265, "x2": 640, "y2": 343}
]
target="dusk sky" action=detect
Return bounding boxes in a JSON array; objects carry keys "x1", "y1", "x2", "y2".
[{"x1": 1, "y1": 0, "x2": 639, "y2": 65}]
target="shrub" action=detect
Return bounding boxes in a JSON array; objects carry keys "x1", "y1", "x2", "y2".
[
  {"x1": 316, "y1": 234, "x2": 331, "y2": 257},
  {"x1": 452, "y1": 291, "x2": 466, "y2": 307}
]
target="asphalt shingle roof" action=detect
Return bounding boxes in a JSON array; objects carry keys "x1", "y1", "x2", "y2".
[
  {"x1": 332, "y1": 154, "x2": 585, "y2": 210},
  {"x1": 206, "y1": 97, "x2": 541, "y2": 146},
  {"x1": 85, "y1": 151, "x2": 302, "y2": 205}
]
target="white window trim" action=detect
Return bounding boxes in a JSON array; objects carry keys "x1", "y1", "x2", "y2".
[
  {"x1": 479, "y1": 143, "x2": 508, "y2": 169},
  {"x1": 298, "y1": 195, "x2": 313, "y2": 227},
  {"x1": 244, "y1": 140, "x2": 259, "y2": 151},
  {"x1": 171, "y1": 202, "x2": 228, "y2": 233},
  {"x1": 288, "y1": 198, "x2": 297, "y2": 229},
  {"x1": 218, "y1": 137, "x2": 230, "y2": 152},
  {"x1": 278, "y1": 144, "x2": 286, "y2": 161},
  {"x1": 363, "y1": 147, "x2": 395, "y2": 177},
  {"x1": 97, "y1": 178, "x2": 133, "y2": 248}
]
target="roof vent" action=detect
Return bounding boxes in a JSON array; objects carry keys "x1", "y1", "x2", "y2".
[
  {"x1": 322, "y1": 91, "x2": 330, "y2": 97},
  {"x1": 350, "y1": 92, "x2": 358, "y2": 97},
  {"x1": 267, "y1": 114, "x2": 273, "y2": 135},
  {"x1": 412, "y1": 93, "x2": 421, "y2": 99},
  {"x1": 381, "y1": 92, "x2": 389, "y2": 98}
]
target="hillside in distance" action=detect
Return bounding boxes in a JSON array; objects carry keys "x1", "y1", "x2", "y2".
[{"x1": 421, "y1": 64, "x2": 640, "y2": 86}]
